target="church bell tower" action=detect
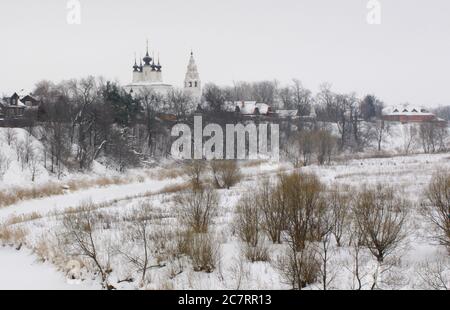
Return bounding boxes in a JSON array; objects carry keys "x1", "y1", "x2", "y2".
[{"x1": 184, "y1": 51, "x2": 202, "y2": 101}]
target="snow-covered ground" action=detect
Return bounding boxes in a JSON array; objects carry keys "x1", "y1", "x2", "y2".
[
  {"x1": 0, "y1": 127, "x2": 449, "y2": 290},
  {"x1": 0, "y1": 153, "x2": 448, "y2": 290},
  {"x1": 0, "y1": 247, "x2": 97, "y2": 290}
]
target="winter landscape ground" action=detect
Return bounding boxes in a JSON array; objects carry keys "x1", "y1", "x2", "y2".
[{"x1": 0, "y1": 126, "x2": 449, "y2": 290}]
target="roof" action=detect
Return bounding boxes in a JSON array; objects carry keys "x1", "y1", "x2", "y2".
[
  {"x1": 276, "y1": 110, "x2": 298, "y2": 118},
  {"x1": 382, "y1": 104, "x2": 434, "y2": 116}
]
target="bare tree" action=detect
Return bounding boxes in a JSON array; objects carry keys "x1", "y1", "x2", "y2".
[
  {"x1": 423, "y1": 171, "x2": 450, "y2": 250},
  {"x1": 329, "y1": 185, "x2": 351, "y2": 247},
  {"x1": 353, "y1": 185, "x2": 408, "y2": 264},
  {"x1": 62, "y1": 207, "x2": 113, "y2": 289},
  {"x1": 119, "y1": 202, "x2": 164, "y2": 286},
  {"x1": 251, "y1": 80, "x2": 278, "y2": 106},
  {"x1": 203, "y1": 83, "x2": 227, "y2": 112},
  {"x1": 417, "y1": 258, "x2": 450, "y2": 290},
  {"x1": 28, "y1": 147, "x2": 41, "y2": 182},
  {"x1": 419, "y1": 122, "x2": 438, "y2": 153},
  {"x1": 315, "y1": 129, "x2": 336, "y2": 165},
  {"x1": 314, "y1": 205, "x2": 336, "y2": 290},
  {"x1": 292, "y1": 79, "x2": 313, "y2": 116},
  {"x1": 139, "y1": 88, "x2": 164, "y2": 154},
  {"x1": 167, "y1": 88, "x2": 194, "y2": 119},
  {"x1": 346, "y1": 222, "x2": 371, "y2": 290},
  {"x1": 402, "y1": 124, "x2": 418, "y2": 155},
  {"x1": 353, "y1": 185, "x2": 409, "y2": 289},
  {"x1": 294, "y1": 131, "x2": 314, "y2": 166},
  {"x1": 259, "y1": 180, "x2": 286, "y2": 244},
  {"x1": 4, "y1": 128, "x2": 17, "y2": 146},
  {"x1": 373, "y1": 120, "x2": 390, "y2": 152},
  {"x1": 0, "y1": 152, "x2": 11, "y2": 180}
]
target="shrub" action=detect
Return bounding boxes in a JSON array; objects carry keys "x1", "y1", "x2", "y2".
[
  {"x1": 259, "y1": 180, "x2": 286, "y2": 244},
  {"x1": 276, "y1": 245, "x2": 320, "y2": 290},
  {"x1": 175, "y1": 185, "x2": 219, "y2": 233},
  {"x1": 183, "y1": 160, "x2": 207, "y2": 190},
  {"x1": 279, "y1": 172, "x2": 325, "y2": 251},
  {"x1": 177, "y1": 230, "x2": 219, "y2": 273},
  {"x1": 243, "y1": 242, "x2": 270, "y2": 263},
  {"x1": 234, "y1": 193, "x2": 261, "y2": 246},
  {"x1": 210, "y1": 160, "x2": 242, "y2": 189},
  {"x1": 234, "y1": 191, "x2": 271, "y2": 262}
]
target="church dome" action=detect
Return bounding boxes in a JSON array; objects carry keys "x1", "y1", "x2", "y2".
[
  {"x1": 156, "y1": 58, "x2": 162, "y2": 72},
  {"x1": 143, "y1": 51, "x2": 152, "y2": 66},
  {"x1": 133, "y1": 58, "x2": 139, "y2": 72}
]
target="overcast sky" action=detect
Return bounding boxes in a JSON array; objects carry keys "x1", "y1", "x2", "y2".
[{"x1": 0, "y1": 0, "x2": 449, "y2": 107}]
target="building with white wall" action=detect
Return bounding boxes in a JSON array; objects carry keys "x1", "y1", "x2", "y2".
[
  {"x1": 124, "y1": 42, "x2": 174, "y2": 97},
  {"x1": 124, "y1": 43, "x2": 202, "y2": 103}
]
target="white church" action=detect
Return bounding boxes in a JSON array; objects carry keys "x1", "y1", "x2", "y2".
[{"x1": 124, "y1": 42, "x2": 202, "y2": 101}]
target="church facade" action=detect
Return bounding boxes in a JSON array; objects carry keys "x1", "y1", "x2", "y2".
[{"x1": 124, "y1": 42, "x2": 202, "y2": 102}]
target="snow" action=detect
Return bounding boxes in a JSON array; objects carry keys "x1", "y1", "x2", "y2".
[
  {"x1": 0, "y1": 125, "x2": 449, "y2": 290},
  {"x1": 0, "y1": 247, "x2": 95, "y2": 290}
]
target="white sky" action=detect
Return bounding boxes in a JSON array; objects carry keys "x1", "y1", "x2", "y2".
[{"x1": 0, "y1": 0, "x2": 449, "y2": 107}]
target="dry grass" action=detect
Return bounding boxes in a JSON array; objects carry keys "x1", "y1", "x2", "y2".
[
  {"x1": 4, "y1": 212, "x2": 42, "y2": 226},
  {"x1": 334, "y1": 168, "x2": 425, "y2": 180},
  {"x1": 0, "y1": 225, "x2": 28, "y2": 245},
  {"x1": 240, "y1": 160, "x2": 267, "y2": 168},
  {"x1": 155, "y1": 182, "x2": 191, "y2": 195},
  {"x1": 0, "y1": 171, "x2": 174, "y2": 209},
  {"x1": 0, "y1": 183, "x2": 63, "y2": 208}
]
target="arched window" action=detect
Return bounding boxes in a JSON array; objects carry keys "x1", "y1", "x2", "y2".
[
  {"x1": 189, "y1": 82, "x2": 192, "y2": 87},
  {"x1": 195, "y1": 81, "x2": 198, "y2": 87}
]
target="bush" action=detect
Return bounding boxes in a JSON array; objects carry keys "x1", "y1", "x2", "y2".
[
  {"x1": 210, "y1": 160, "x2": 242, "y2": 189},
  {"x1": 243, "y1": 242, "x2": 270, "y2": 263},
  {"x1": 234, "y1": 191, "x2": 271, "y2": 262},
  {"x1": 177, "y1": 230, "x2": 219, "y2": 273},
  {"x1": 259, "y1": 180, "x2": 286, "y2": 244},
  {"x1": 276, "y1": 245, "x2": 320, "y2": 290},
  {"x1": 183, "y1": 160, "x2": 207, "y2": 190},
  {"x1": 175, "y1": 185, "x2": 219, "y2": 233},
  {"x1": 279, "y1": 172, "x2": 325, "y2": 251},
  {"x1": 234, "y1": 193, "x2": 261, "y2": 246}
]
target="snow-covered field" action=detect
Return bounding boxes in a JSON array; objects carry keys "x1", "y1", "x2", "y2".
[{"x1": 0, "y1": 127, "x2": 449, "y2": 290}]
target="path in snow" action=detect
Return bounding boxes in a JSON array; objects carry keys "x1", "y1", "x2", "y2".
[
  {"x1": 0, "y1": 247, "x2": 96, "y2": 290},
  {"x1": 0, "y1": 177, "x2": 185, "y2": 221}
]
